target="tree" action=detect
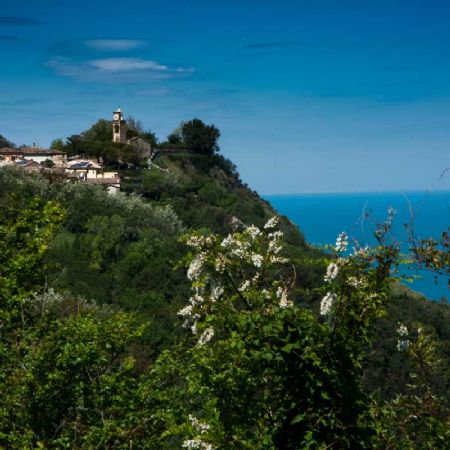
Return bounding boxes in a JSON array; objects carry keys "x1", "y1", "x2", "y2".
[
  {"x1": 81, "y1": 119, "x2": 112, "y2": 143},
  {"x1": 181, "y1": 118, "x2": 220, "y2": 154},
  {"x1": 0, "y1": 134, "x2": 15, "y2": 148},
  {"x1": 65, "y1": 134, "x2": 83, "y2": 156},
  {"x1": 50, "y1": 138, "x2": 65, "y2": 151},
  {"x1": 141, "y1": 129, "x2": 158, "y2": 147},
  {"x1": 167, "y1": 124, "x2": 183, "y2": 146},
  {"x1": 126, "y1": 116, "x2": 144, "y2": 134}
]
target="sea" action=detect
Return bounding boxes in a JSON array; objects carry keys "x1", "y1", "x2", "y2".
[{"x1": 264, "y1": 191, "x2": 450, "y2": 302}]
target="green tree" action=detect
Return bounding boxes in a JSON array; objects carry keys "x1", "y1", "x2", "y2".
[
  {"x1": 142, "y1": 129, "x2": 159, "y2": 147},
  {"x1": 50, "y1": 138, "x2": 65, "y2": 151},
  {"x1": 167, "y1": 124, "x2": 183, "y2": 146},
  {"x1": 81, "y1": 119, "x2": 112, "y2": 143},
  {"x1": 0, "y1": 134, "x2": 15, "y2": 148},
  {"x1": 0, "y1": 195, "x2": 65, "y2": 329},
  {"x1": 181, "y1": 118, "x2": 220, "y2": 154}
]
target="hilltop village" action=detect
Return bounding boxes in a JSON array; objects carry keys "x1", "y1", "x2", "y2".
[
  {"x1": 0, "y1": 109, "x2": 220, "y2": 195},
  {"x1": 1, "y1": 108, "x2": 450, "y2": 450},
  {"x1": 0, "y1": 109, "x2": 143, "y2": 194}
]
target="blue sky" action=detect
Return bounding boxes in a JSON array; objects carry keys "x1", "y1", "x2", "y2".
[{"x1": 1, "y1": 0, "x2": 450, "y2": 193}]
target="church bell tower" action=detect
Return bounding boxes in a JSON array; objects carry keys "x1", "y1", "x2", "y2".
[{"x1": 112, "y1": 107, "x2": 127, "y2": 143}]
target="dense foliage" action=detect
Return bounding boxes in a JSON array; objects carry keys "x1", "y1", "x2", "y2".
[
  {"x1": 0, "y1": 148, "x2": 449, "y2": 448},
  {"x1": 180, "y1": 118, "x2": 220, "y2": 155},
  {"x1": 0, "y1": 133, "x2": 15, "y2": 148}
]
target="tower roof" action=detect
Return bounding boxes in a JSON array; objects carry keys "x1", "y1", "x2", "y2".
[{"x1": 114, "y1": 107, "x2": 122, "y2": 113}]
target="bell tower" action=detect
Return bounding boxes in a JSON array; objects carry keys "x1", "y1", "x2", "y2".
[{"x1": 112, "y1": 107, "x2": 127, "y2": 143}]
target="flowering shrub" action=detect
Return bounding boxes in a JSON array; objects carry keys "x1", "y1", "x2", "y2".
[
  {"x1": 1, "y1": 189, "x2": 448, "y2": 449},
  {"x1": 149, "y1": 216, "x2": 407, "y2": 449}
]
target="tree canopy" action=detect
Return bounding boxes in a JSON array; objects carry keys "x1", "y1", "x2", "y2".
[
  {"x1": 0, "y1": 134, "x2": 15, "y2": 148},
  {"x1": 181, "y1": 118, "x2": 220, "y2": 154}
]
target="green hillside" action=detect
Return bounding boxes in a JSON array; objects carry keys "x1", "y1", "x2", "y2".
[{"x1": 0, "y1": 149, "x2": 449, "y2": 448}]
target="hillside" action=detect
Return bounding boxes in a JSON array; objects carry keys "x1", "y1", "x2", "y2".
[
  {"x1": 1, "y1": 156, "x2": 449, "y2": 387},
  {"x1": 0, "y1": 154, "x2": 449, "y2": 448}
]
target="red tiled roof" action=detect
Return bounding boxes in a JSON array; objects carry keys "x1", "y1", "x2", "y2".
[{"x1": 0, "y1": 147, "x2": 66, "y2": 156}]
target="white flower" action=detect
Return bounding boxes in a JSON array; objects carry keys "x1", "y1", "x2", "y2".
[
  {"x1": 324, "y1": 262, "x2": 339, "y2": 283},
  {"x1": 397, "y1": 339, "x2": 410, "y2": 351},
  {"x1": 197, "y1": 327, "x2": 214, "y2": 346},
  {"x1": 268, "y1": 230, "x2": 284, "y2": 240},
  {"x1": 182, "y1": 439, "x2": 214, "y2": 450},
  {"x1": 276, "y1": 286, "x2": 293, "y2": 308},
  {"x1": 220, "y1": 234, "x2": 234, "y2": 249},
  {"x1": 187, "y1": 235, "x2": 214, "y2": 248},
  {"x1": 230, "y1": 215, "x2": 243, "y2": 231},
  {"x1": 178, "y1": 304, "x2": 193, "y2": 318},
  {"x1": 352, "y1": 245, "x2": 369, "y2": 258},
  {"x1": 214, "y1": 255, "x2": 227, "y2": 272},
  {"x1": 396, "y1": 323, "x2": 410, "y2": 351},
  {"x1": 189, "y1": 292, "x2": 205, "y2": 306},
  {"x1": 251, "y1": 253, "x2": 264, "y2": 268},
  {"x1": 189, "y1": 415, "x2": 210, "y2": 434},
  {"x1": 264, "y1": 216, "x2": 279, "y2": 229},
  {"x1": 347, "y1": 276, "x2": 364, "y2": 289},
  {"x1": 320, "y1": 292, "x2": 337, "y2": 316},
  {"x1": 245, "y1": 225, "x2": 261, "y2": 239},
  {"x1": 388, "y1": 206, "x2": 397, "y2": 216},
  {"x1": 335, "y1": 232, "x2": 348, "y2": 253},
  {"x1": 210, "y1": 283, "x2": 223, "y2": 302},
  {"x1": 187, "y1": 254, "x2": 205, "y2": 281},
  {"x1": 221, "y1": 234, "x2": 251, "y2": 259},
  {"x1": 397, "y1": 323, "x2": 408, "y2": 337},
  {"x1": 270, "y1": 255, "x2": 289, "y2": 264},
  {"x1": 238, "y1": 280, "x2": 251, "y2": 292}
]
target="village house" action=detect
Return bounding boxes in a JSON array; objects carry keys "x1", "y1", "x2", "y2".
[
  {"x1": 64, "y1": 159, "x2": 121, "y2": 194},
  {"x1": 0, "y1": 147, "x2": 67, "y2": 164}
]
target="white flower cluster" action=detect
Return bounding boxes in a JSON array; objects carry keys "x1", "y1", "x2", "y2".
[
  {"x1": 245, "y1": 224, "x2": 261, "y2": 240},
  {"x1": 397, "y1": 323, "x2": 408, "y2": 337},
  {"x1": 187, "y1": 254, "x2": 206, "y2": 281},
  {"x1": 276, "y1": 286, "x2": 293, "y2": 309},
  {"x1": 221, "y1": 227, "x2": 266, "y2": 269},
  {"x1": 396, "y1": 323, "x2": 410, "y2": 351},
  {"x1": 187, "y1": 235, "x2": 214, "y2": 249},
  {"x1": 335, "y1": 232, "x2": 348, "y2": 253},
  {"x1": 189, "y1": 415, "x2": 210, "y2": 433},
  {"x1": 238, "y1": 280, "x2": 251, "y2": 292},
  {"x1": 251, "y1": 253, "x2": 264, "y2": 268},
  {"x1": 268, "y1": 230, "x2": 288, "y2": 263},
  {"x1": 387, "y1": 206, "x2": 397, "y2": 217},
  {"x1": 182, "y1": 415, "x2": 215, "y2": 450},
  {"x1": 214, "y1": 254, "x2": 227, "y2": 273},
  {"x1": 320, "y1": 292, "x2": 336, "y2": 317},
  {"x1": 386, "y1": 206, "x2": 397, "y2": 225},
  {"x1": 324, "y1": 262, "x2": 339, "y2": 283},
  {"x1": 210, "y1": 283, "x2": 224, "y2": 302},
  {"x1": 221, "y1": 234, "x2": 251, "y2": 259},
  {"x1": 264, "y1": 216, "x2": 279, "y2": 229},
  {"x1": 181, "y1": 217, "x2": 291, "y2": 340},
  {"x1": 351, "y1": 245, "x2": 370, "y2": 258},
  {"x1": 178, "y1": 291, "x2": 204, "y2": 334},
  {"x1": 182, "y1": 439, "x2": 214, "y2": 450},
  {"x1": 346, "y1": 275, "x2": 364, "y2": 289},
  {"x1": 197, "y1": 327, "x2": 215, "y2": 346}
]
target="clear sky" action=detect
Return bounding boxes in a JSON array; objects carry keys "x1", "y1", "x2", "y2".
[{"x1": 1, "y1": 0, "x2": 450, "y2": 194}]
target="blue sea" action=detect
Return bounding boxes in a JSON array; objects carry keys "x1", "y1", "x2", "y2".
[{"x1": 264, "y1": 191, "x2": 450, "y2": 301}]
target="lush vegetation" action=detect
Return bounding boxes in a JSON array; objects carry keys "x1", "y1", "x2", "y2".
[
  {"x1": 50, "y1": 117, "x2": 220, "y2": 168},
  {"x1": 0, "y1": 121, "x2": 449, "y2": 448}
]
